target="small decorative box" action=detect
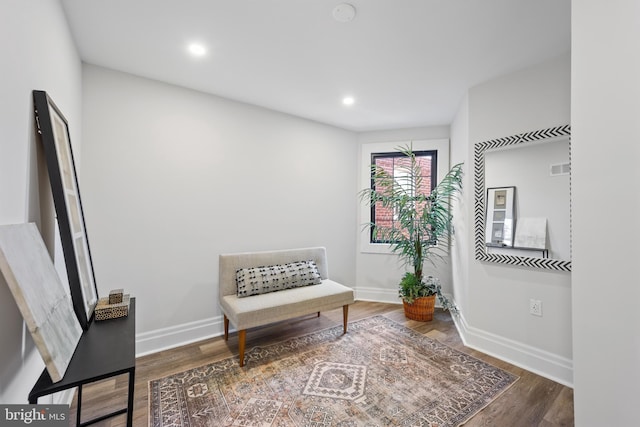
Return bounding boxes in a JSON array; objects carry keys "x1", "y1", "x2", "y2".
[
  {"x1": 95, "y1": 294, "x2": 130, "y2": 321},
  {"x1": 109, "y1": 288, "x2": 124, "y2": 304}
]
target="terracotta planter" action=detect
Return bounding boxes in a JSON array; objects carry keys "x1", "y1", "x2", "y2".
[{"x1": 402, "y1": 294, "x2": 436, "y2": 321}]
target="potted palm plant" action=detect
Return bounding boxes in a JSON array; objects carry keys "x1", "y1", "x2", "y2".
[{"x1": 360, "y1": 145, "x2": 463, "y2": 321}]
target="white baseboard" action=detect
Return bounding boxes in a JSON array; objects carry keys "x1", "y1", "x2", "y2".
[
  {"x1": 355, "y1": 288, "x2": 453, "y2": 309},
  {"x1": 136, "y1": 316, "x2": 224, "y2": 357},
  {"x1": 451, "y1": 310, "x2": 573, "y2": 388},
  {"x1": 355, "y1": 287, "x2": 401, "y2": 304}
]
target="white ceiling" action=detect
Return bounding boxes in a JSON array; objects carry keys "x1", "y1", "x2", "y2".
[{"x1": 60, "y1": 0, "x2": 570, "y2": 132}]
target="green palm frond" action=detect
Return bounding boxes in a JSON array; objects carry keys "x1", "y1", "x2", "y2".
[{"x1": 358, "y1": 144, "x2": 463, "y2": 310}]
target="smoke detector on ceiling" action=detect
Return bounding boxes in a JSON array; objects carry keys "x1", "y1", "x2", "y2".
[{"x1": 333, "y1": 3, "x2": 356, "y2": 23}]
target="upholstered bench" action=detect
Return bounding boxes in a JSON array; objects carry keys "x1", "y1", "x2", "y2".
[{"x1": 218, "y1": 247, "x2": 355, "y2": 366}]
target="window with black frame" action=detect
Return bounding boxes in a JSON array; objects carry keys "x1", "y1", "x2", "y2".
[{"x1": 369, "y1": 150, "x2": 437, "y2": 243}]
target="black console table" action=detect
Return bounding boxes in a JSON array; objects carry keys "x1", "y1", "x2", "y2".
[{"x1": 29, "y1": 298, "x2": 136, "y2": 427}]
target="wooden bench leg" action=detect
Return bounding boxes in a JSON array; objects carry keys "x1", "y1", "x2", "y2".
[
  {"x1": 224, "y1": 315, "x2": 229, "y2": 341},
  {"x1": 343, "y1": 305, "x2": 349, "y2": 334},
  {"x1": 238, "y1": 329, "x2": 246, "y2": 367}
]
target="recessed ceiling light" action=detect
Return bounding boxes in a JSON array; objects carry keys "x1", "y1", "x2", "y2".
[
  {"x1": 342, "y1": 96, "x2": 355, "y2": 106},
  {"x1": 187, "y1": 43, "x2": 207, "y2": 57}
]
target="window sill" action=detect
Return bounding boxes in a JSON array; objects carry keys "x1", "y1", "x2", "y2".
[{"x1": 360, "y1": 243, "x2": 395, "y2": 255}]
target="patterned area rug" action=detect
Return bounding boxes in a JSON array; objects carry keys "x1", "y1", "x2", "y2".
[{"x1": 149, "y1": 315, "x2": 517, "y2": 426}]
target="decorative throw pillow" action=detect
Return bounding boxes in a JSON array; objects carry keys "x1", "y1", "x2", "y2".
[{"x1": 236, "y1": 260, "x2": 322, "y2": 297}]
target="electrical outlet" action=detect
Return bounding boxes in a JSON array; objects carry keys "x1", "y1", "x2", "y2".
[{"x1": 529, "y1": 299, "x2": 542, "y2": 316}]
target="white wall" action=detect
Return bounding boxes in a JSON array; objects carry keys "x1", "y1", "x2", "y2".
[
  {"x1": 450, "y1": 96, "x2": 471, "y2": 317},
  {"x1": 572, "y1": 1, "x2": 640, "y2": 425},
  {"x1": 80, "y1": 65, "x2": 358, "y2": 353},
  {"x1": 0, "y1": 0, "x2": 82, "y2": 403},
  {"x1": 355, "y1": 126, "x2": 453, "y2": 304},
  {"x1": 451, "y1": 54, "x2": 573, "y2": 385}
]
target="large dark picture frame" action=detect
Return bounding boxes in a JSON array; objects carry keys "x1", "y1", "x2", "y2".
[{"x1": 33, "y1": 90, "x2": 98, "y2": 330}]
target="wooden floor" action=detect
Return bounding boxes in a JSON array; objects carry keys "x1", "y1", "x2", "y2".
[{"x1": 69, "y1": 301, "x2": 574, "y2": 426}]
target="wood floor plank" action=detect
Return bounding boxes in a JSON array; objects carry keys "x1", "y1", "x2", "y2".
[
  {"x1": 68, "y1": 301, "x2": 574, "y2": 426},
  {"x1": 540, "y1": 386, "x2": 575, "y2": 427}
]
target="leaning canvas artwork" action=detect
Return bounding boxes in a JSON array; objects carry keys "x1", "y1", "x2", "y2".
[{"x1": 0, "y1": 223, "x2": 82, "y2": 382}]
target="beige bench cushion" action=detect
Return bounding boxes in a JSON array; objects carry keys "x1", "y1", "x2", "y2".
[{"x1": 220, "y1": 279, "x2": 354, "y2": 331}]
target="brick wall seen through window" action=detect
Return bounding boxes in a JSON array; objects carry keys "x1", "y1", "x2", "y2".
[{"x1": 370, "y1": 150, "x2": 437, "y2": 243}]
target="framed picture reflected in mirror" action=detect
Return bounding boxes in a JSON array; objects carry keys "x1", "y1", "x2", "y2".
[{"x1": 485, "y1": 186, "x2": 516, "y2": 247}]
